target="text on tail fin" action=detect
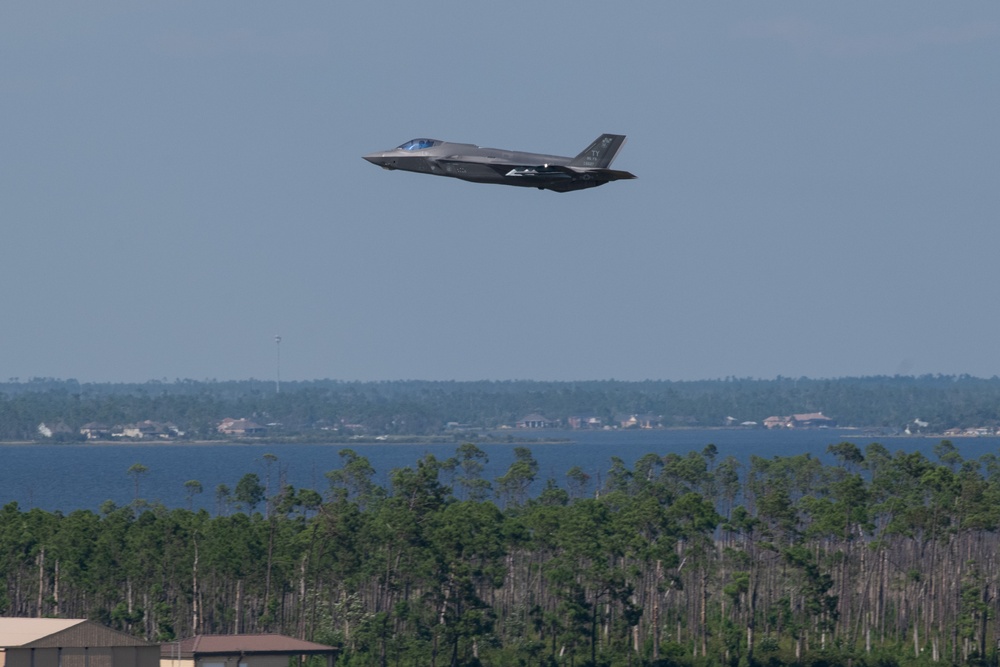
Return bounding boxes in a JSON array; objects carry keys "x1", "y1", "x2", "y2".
[{"x1": 570, "y1": 134, "x2": 627, "y2": 169}]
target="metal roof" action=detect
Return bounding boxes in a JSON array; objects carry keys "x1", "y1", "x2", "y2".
[
  {"x1": 0, "y1": 619, "x2": 154, "y2": 649},
  {"x1": 160, "y1": 635, "x2": 336, "y2": 658},
  {"x1": 0, "y1": 619, "x2": 86, "y2": 647}
]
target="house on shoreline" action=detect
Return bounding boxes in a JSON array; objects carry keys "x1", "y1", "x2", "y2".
[
  {"x1": 763, "y1": 412, "x2": 835, "y2": 429},
  {"x1": 113, "y1": 420, "x2": 185, "y2": 440},
  {"x1": 567, "y1": 414, "x2": 604, "y2": 429},
  {"x1": 81, "y1": 422, "x2": 112, "y2": 440},
  {"x1": 617, "y1": 413, "x2": 664, "y2": 429},
  {"x1": 217, "y1": 418, "x2": 266, "y2": 436},
  {"x1": 515, "y1": 414, "x2": 559, "y2": 429}
]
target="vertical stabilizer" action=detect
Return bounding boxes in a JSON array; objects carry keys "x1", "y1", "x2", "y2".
[{"x1": 569, "y1": 134, "x2": 627, "y2": 168}]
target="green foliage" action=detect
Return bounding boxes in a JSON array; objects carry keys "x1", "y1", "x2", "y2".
[
  {"x1": 234, "y1": 473, "x2": 265, "y2": 512},
  {"x1": 2, "y1": 442, "x2": 1000, "y2": 667}
]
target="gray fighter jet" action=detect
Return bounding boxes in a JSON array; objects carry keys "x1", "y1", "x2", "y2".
[{"x1": 363, "y1": 134, "x2": 635, "y2": 193}]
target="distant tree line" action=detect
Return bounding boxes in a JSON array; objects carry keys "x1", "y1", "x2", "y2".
[
  {"x1": 3, "y1": 441, "x2": 1000, "y2": 667},
  {"x1": 3, "y1": 375, "x2": 1000, "y2": 440}
]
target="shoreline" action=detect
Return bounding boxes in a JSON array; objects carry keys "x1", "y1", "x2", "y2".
[{"x1": 0, "y1": 425, "x2": 985, "y2": 447}]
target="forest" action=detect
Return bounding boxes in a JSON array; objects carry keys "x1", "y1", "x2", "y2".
[
  {"x1": 3, "y1": 375, "x2": 1000, "y2": 440},
  {"x1": 3, "y1": 440, "x2": 1000, "y2": 667}
]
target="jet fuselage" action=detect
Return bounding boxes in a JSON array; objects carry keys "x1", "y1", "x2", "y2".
[{"x1": 363, "y1": 134, "x2": 635, "y2": 193}]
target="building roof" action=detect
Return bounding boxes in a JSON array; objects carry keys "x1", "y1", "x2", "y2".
[
  {"x1": 217, "y1": 418, "x2": 265, "y2": 434},
  {"x1": 0, "y1": 619, "x2": 86, "y2": 647},
  {"x1": 793, "y1": 412, "x2": 831, "y2": 421},
  {"x1": 0, "y1": 619, "x2": 151, "y2": 649},
  {"x1": 161, "y1": 635, "x2": 336, "y2": 658}
]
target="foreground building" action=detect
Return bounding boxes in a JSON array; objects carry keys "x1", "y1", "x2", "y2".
[
  {"x1": 0, "y1": 618, "x2": 158, "y2": 667},
  {"x1": 160, "y1": 635, "x2": 336, "y2": 667}
]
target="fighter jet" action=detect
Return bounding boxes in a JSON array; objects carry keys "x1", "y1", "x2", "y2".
[{"x1": 363, "y1": 134, "x2": 635, "y2": 193}]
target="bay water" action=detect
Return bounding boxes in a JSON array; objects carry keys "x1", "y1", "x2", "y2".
[{"x1": 3, "y1": 428, "x2": 997, "y2": 513}]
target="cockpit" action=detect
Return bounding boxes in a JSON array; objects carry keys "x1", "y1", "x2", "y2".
[{"x1": 396, "y1": 138, "x2": 439, "y2": 151}]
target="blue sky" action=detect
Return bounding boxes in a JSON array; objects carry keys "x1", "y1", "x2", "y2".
[{"x1": 2, "y1": 3, "x2": 998, "y2": 383}]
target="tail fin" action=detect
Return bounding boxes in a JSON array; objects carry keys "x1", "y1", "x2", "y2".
[{"x1": 569, "y1": 134, "x2": 627, "y2": 169}]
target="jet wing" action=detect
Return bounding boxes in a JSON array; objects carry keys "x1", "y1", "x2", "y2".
[
  {"x1": 435, "y1": 157, "x2": 575, "y2": 180},
  {"x1": 504, "y1": 166, "x2": 575, "y2": 179},
  {"x1": 536, "y1": 165, "x2": 637, "y2": 181},
  {"x1": 434, "y1": 157, "x2": 636, "y2": 183}
]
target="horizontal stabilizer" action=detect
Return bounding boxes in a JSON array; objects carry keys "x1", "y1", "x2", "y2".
[{"x1": 583, "y1": 167, "x2": 636, "y2": 181}]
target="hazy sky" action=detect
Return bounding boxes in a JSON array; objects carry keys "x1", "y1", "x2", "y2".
[{"x1": 2, "y1": 3, "x2": 998, "y2": 383}]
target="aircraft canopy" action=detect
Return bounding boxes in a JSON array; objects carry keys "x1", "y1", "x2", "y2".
[{"x1": 397, "y1": 139, "x2": 438, "y2": 151}]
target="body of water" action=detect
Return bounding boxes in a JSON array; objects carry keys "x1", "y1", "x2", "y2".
[{"x1": 3, "y1": 428, "x2": 997, "y2": 513}]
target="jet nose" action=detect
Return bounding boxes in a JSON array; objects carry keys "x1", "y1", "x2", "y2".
[{"x1": 364, "y1": 152, "x2": 399, "y2": 170}]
